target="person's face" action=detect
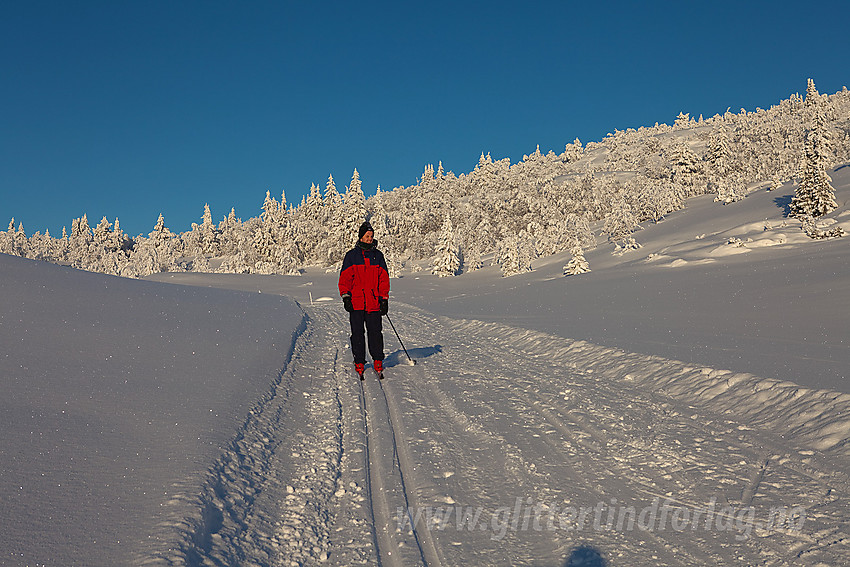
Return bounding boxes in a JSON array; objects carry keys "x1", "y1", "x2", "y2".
[{"x1": 360, "y1": 231, "x2": 374, "y2": 244}]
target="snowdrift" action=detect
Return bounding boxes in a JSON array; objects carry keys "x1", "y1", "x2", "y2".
[{"x1": 0, "y1": 254, "x2": 304, "y2": 565}]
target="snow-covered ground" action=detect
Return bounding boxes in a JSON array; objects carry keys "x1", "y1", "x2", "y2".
[
  {"x1": 0, "y1": 256, "x2": 304, "y2": 565},
  {"x1": 2, "y1": 174, "x2": 849, "y2": 565}
]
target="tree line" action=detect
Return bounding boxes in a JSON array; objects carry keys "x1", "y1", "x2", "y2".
[{"x1": 2, "y1": 80, "x2": 847, "y2": 278}]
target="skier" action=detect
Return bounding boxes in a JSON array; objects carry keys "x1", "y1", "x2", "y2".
[{"x1": 339, "y1": 221, "x2": 389, "y2": 379}]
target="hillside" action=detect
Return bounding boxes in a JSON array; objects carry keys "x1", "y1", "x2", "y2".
[
  {"x1": 3, "y1": 81, "x2": 849, "y2": 282},
  {"x1": 5, "y1": 178, "x2": 850, "y2": 564},
  {"x1": 3, "y1": 80, "x2": 850, "y2": 565},
  {"x1": 151, "y1": 163, "x2": 850, "y2": 393},
  {"x1": 3, "y1": 162, "x2": 850, "y2": 562}
]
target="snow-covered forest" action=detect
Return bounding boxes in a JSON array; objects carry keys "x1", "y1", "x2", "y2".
[{"x1": 2, "y1": 80, "x2": 847, "y2": 277}]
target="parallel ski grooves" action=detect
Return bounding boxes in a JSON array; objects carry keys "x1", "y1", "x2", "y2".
[
  {"x1": 380, "y1": 378, "x2": 444, "y2": 567},
  {"x1": 357, "y1": 376, "x2": 390, "y2": 566}
]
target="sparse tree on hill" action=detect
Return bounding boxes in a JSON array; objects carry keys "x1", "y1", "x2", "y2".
[
  {"x1": 564, "y1": 246, "x2": 590, "y2": 276},
  {"x1": 790, "y1": 108, "x2": 838, "y2": 219}
]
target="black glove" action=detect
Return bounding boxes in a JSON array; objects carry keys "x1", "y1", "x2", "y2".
[
  {"x1": 342, "y1": 294, "x2": 353, "y2": 313},
  {"x1": 379, "y1": 297, "x2": 388, "y2": 316}
]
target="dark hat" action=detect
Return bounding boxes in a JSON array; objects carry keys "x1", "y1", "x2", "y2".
[{"x1": 358, "y1": 221, "x2": 373, "y2": 239}]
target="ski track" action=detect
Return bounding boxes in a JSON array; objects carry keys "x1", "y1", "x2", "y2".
[{"x1": 151, "y1": 301, "x2": 850, "y2": 566}]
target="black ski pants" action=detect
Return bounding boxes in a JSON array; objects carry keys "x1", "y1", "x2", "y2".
[{"x1": 349, "y1": 310, "x2": 384, "y2": 364}]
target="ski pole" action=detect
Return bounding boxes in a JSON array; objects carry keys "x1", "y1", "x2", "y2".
[
  {"x1": 372, "y1": 290, "x2": 416, "y2": 365},
  {"x1": 385, "y1": 312, "x2": 416, "y2": 365}
]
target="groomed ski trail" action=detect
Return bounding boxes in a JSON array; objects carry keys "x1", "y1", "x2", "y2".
[{"x1": 164, "y1": 300, "x2": 850, "y2": 566}]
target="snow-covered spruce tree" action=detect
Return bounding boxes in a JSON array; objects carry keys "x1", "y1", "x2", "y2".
[
  {"x1": 564, "y1": 246, "x2": 590, "y2": 276},
  {"x1": 273, "y1": 189, "x2": 301, "y2": 271},
  {"x1": 249, "y1": 216, "x2": 277, "y2": 274},
  {"x1": 86, "y1": 216, "x2": 129, "y2": 275},
  {"x1": 0, "y1": 219, "x2": 16, "y2": 255},
  {"x1": 217, "y1": 208, "x2": 242, "y2": 257},
  {"x1": 128, "y1": 213, "x2": 179, "y2": 277},
  {"x1": 322, "y1": 174, "x2": 341, "y2": 220},
  {"x1": 805, "y1": 78, "x2": 823, "y2": 111},
  {"x1": 634, "y1": 178, "x2": 683, "y2": 223},
  {"x1": 182, "y1": 203, "x2": 219, "y2": 261},
  {"x1": 316, "y1": 168, "x2": 369, "y2": 266},
  {"x1": 108, "y1": 218, "x2": 132, "y2": 274},
  {"x1": 344, "y1": 169, "x2": 367, "y2": 238},
  {"x1": 431, "y1": 213, "x2": 460, "y2": 277},
  {"x1": 562, "y1": 213, "x2": 596, "y2": 252},
  {"x1": 14, "y1": 223, "x2": 28, "y2": 257},
  {"x1": 603, "y1": 199, "x2": 641, "y2": 253},
  {"x1": 56, "y1": 226, "x2": 70, "y2": 263},
  {"x1": 294, "y1": 183, "x2": 324, "y2": 264},
  {"x1": 216, "y1": 248, "x2": 250, "y2": 274},
  {"x1": 272, "y1": 219, "x2": 300, "y2": 275},
  {"x1": 496, "y1": 234, "x2": 532, "y2": 277},
  {"x1": 246, "y1": 190, "x2": 299, "y2": 274},
  {"x1": 790, "y1": 108, "x2": 838, "y2": 219},
  {"x1": 669, "y1": 142, "x2": 703, "y2": 195},
  {"x1": 192, "y1": 253, "x2": 211, "y2": 272},
  {"x1": 46, "y1": 228, "x2": 64, "y2": 262},
  {"x1": 368, "y1": 189, "x2": 401, "y2": 277},
  {"x1": 198, "y1": 203, "x2": 220, "y2": 256},
  {"x1": 68, "y1": 214, "x2": 93, "y2": 268},
  {"x1": 563, "y1": 138, "x2": 584, "y2": 163},
  {"x1": 324, "y1": 174, "x2": 349, "y2": 265},
  {"x1": 2, "y1": 220, "x2": 29, "y2": 257},
  {"x1": 714, "y1": 172, "x2": 747, "y2": 205},
  {"x1": 462, "y1": 245, "x2": 483, "y2": 272},
  {"x1": 26, "y1": 230, "x2": 51, "y2": 261},
  {"x1": 706, "y1": 126, "x2": 736, "y2": 202}
]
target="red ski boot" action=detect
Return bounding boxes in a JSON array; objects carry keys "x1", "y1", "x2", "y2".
[
  {"x1": 373, "y1": 359, "x2": 384, "y2": 379},
  {"x1": 355, "y1": 363, "x2": 365, "y2": 380}
]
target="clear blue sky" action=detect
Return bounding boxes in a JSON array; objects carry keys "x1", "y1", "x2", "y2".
[{"x1": 2, "y1": 0, "x2": 848, "y2": 237}]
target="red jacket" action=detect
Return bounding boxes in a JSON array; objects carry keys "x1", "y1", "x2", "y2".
[{"x1": 339, "y1": 244, "x2": 389, "y2": 312}]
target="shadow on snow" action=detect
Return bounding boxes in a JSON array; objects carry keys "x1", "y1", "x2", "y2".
[
  {"x1": 564, "y1": 544, "x2": 608, "y2": 566},
  {"x1": 385, "y1": 344, "x2": 442, "y2": 367}
]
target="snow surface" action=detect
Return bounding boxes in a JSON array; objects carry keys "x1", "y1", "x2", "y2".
[
  {"x1": 0, "y1": 256, "x2": 303, "y2": 565},
  {"x1": 3, "y1": 170, "x2": 850, "y2": 565}
]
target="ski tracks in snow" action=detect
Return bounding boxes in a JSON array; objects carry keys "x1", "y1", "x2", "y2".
[
  {"x1": 163, "y1": 305, "x2": 443, "y2": 567},
  {"x1": 162, "y1": 302, "x2": 850, "y2": 566}
]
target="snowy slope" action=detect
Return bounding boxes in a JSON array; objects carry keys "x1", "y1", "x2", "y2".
[
  {"x1": 399, "y1": 174, "x2": 850, "y2": 393},
  {"x1": 3, "y1": 165, "x2": 850, "y2": 565},
  {"x1": 0, "y1": 255, "x2": 304, "y2": 565},
  {"x1": 151, "y1": 167, "x2": 850, "y2": 393}
]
